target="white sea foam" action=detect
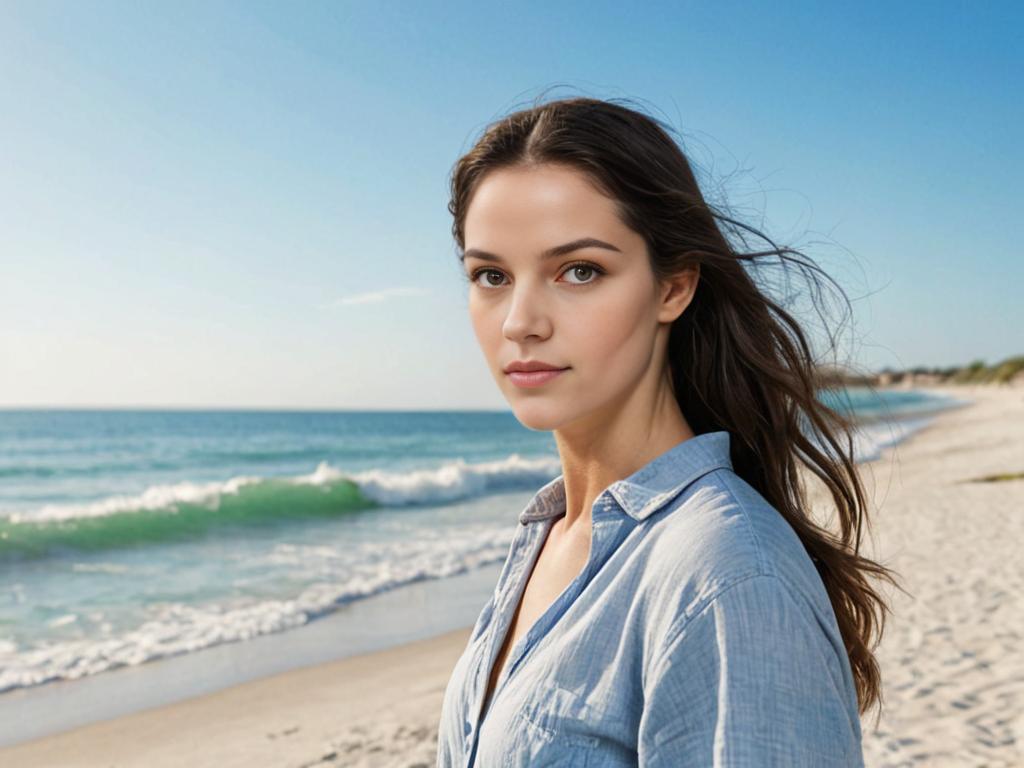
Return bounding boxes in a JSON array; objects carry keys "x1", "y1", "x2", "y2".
[
  {"x1": 6, "y1": 475, "x2": 263, "y2": 524},
  {"x1": 0, "y1": 526, "x2": 513, "y2": 693},
  {"x1": 849, "y1": 416, "x2": 934, "y2": 462},
  {"x1": 343, "y1": 453, "x2": 563, "y2": 506},
  {"x1": 2, "y1": 453, "x2": 561, "y2": 524},
  {"x1": 71, "y1": 562, "x2": 132, "y2": 574}
]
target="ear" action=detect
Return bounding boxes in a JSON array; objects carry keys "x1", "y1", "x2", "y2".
[{"x1": 656, "y1": 264, "x2": 700, "y2": 324}]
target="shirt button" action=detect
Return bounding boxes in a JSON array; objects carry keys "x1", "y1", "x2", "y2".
[{"x1": 463, "y1": 720, "x2": 472, "y2": 736}]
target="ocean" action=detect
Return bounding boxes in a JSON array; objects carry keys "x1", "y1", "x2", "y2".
[{"x1": 0, "y1": 387, "x2": 968, "y2": 703}]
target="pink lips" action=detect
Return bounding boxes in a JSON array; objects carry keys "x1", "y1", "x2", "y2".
[{"x1": 506, "y1": 368, "x2": 569, "y2": 388}]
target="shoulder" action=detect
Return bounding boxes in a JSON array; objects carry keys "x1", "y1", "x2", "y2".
[
  {"x1": 638, "y1": 569, "x2": 865, "y2": 765},
  {"x1": 635, "y1": 467, "x2": 835, "y2": 649},
  {"x1": 639, "y1": 466, "x2": 813, "y2": 589}
]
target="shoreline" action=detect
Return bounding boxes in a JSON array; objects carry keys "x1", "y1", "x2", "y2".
[
  {"x1": 0, "y1": 558, "x2": 505, "y2": 749},
  {"x1": 2, "y1": 383, "x2": 1021, "y2": 766}
]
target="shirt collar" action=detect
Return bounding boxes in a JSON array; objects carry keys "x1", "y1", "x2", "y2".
[{"x1": 519, "y1": 430, "x2": 734, "y2": 525}]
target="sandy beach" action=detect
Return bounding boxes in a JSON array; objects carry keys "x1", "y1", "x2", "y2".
[{"x1": 2, "y1": 384, "x2": 1022, "y2": 767}]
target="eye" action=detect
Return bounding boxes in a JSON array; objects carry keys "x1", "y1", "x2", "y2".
[
  {"x1": 467, "y1": 261, "x2": 606, "y2": 289},
  {"x1": 560, "y1": 260, "x2": 604, "y2": 285},
  {"x1": 468, "y1": 268, "x2": 508, "y2": 288}
]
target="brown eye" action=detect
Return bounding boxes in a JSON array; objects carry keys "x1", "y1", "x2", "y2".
[
  {"x1": 468, "y1": 262, "x2": 605, "y2": 289},
  {"x1": 470, "y1": 269, "x2": 507, "y2": 288}
]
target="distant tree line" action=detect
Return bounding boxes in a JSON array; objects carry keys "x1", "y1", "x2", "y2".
[{"x1": 812, "y1": 355, "x2": 1024, "y2": 388}]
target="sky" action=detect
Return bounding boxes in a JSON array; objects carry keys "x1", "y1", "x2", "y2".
[{"x1": 0, "y1": 1, "x2": 1020, "y2": 409}]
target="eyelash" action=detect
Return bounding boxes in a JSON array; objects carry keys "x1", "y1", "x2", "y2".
[{"x1": 467, "y1": 260, "x2": 606, "y2": 289}]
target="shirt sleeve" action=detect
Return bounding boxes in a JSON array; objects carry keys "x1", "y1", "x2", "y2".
[{"x1": 638, "y1": 573, "x2": 865, "y2": 767}]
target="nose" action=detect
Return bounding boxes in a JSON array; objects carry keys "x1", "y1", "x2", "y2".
[{"x1": 502, "y1": 278, "x2": 553, "y2": 343}]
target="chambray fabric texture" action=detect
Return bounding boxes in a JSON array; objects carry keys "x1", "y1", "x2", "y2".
[{"x1": 436, "y1": 430, "x2": 865, "y2": 767}]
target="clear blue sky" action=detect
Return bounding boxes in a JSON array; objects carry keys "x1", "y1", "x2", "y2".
[{"x1": 1, "y1": 1, "x2": 1019, "y2": 408}]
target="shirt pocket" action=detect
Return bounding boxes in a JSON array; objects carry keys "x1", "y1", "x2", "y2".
[{"x1": 503, "y1": 682, "x2": 603, "y2": 768}]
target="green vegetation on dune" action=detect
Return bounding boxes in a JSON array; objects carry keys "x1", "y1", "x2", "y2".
[
  {"x1": 817, "y1": 353, "x2": 1024, "y2": 388},
  {"x1": 963, "y1": 471, "x2": 1024, "y2": 483},
  {"x1": 893, "y1": 355, "x2": 1024, "y2": 384}
]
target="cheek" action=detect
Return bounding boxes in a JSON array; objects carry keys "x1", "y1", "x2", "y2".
[
  {"x1": 563, "y1": 287, "x2": 653, "y2": 367},
  {"x1": 468, "y1": 300, "x2": 504, "y2": 356}
]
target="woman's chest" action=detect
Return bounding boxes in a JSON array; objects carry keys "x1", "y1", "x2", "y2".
[
  {"x1": 482, "y1": 523, "x2": 591, "y2": 713},
  {"x1": 474, "y1": 636, "x2": 643, "y2": 768},
  {"x1": 470, "y1": 533, "x2": 646, "y2": 766}
]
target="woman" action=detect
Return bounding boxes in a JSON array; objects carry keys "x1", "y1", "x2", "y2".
[{"x1": 436, "y1": 94, "x2": 900, "y2": 767}]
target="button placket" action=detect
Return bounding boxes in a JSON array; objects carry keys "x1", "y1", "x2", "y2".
[
  {"x1": 490, "y1": 508, "x2": 621, "y2": 709},
  {"x1": 466, "y1": 520, "x2": 543, "y2": 761}
]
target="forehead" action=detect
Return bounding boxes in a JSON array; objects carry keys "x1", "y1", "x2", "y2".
[{"x1": 464, "y1": 165, "x2": 631, "y2": 246}]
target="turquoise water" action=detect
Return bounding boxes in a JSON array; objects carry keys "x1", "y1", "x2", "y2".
[{"x1": 0, "y1": 388, "x2": 968, "y2": 694}]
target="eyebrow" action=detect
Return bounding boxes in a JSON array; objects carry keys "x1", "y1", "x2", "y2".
[{"x1": 461, "y1": 237, "x2": 623, "y2": 264}]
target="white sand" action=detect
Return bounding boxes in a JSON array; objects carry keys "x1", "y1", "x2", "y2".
[
  {"x1": 1, "y1": 384, "x2": 1021, "y2": 767},
  {"x1": 852, "y1": 385, "x2": 1024, "y2": 767}
]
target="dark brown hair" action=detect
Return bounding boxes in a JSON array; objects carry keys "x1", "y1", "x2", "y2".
[{"x1": 447, "y1": 91, "x2": 903, "y2": 721}]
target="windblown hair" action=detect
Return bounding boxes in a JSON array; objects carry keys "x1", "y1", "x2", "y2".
[{"x1": 447, "y1": 91, "x2": 904, "y2": 721}]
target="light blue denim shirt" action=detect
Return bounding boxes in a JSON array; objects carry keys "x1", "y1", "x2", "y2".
[{"x1": 436, "y1": 430, "x2": 865, "y2": 767}]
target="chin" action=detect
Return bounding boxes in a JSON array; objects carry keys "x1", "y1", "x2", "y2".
[{"x1": 508, "y1": 401, "x2": 570, "y2": 432}]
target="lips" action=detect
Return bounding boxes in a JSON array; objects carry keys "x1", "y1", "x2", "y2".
[
  {"x1": 506, "y1": 367, "x2": 569, "y2": 388},
  {"x1": 503, "y1": 360, "x2": 568, "y2": 373}
]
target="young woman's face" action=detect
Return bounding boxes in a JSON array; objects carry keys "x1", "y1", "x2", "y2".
[{"x1": 462, "y1": 163, "x2": 671, "y2": 432}]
